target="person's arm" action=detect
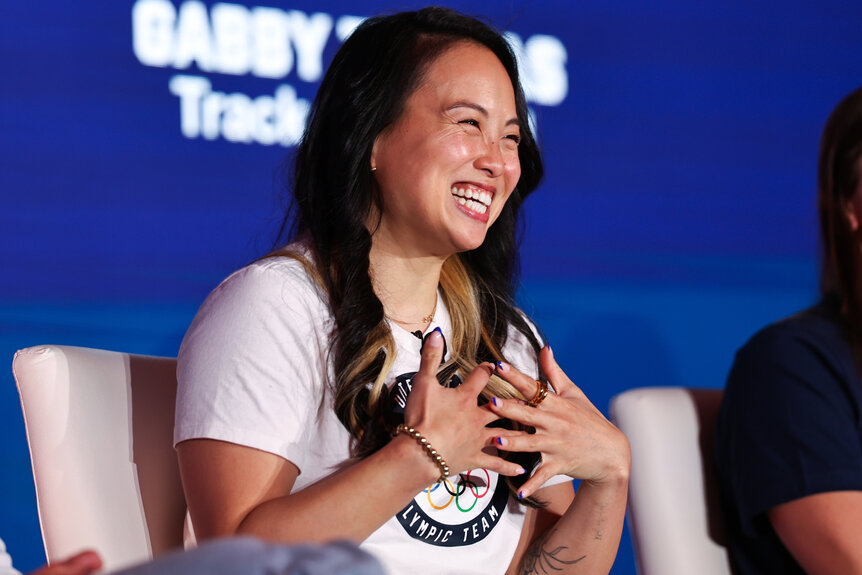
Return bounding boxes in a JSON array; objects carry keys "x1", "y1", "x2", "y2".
[
  {"x1": 514, "y1": 478, "x2": 628, "y2": 575},
  {"x1": 506, "y1": 481, "x2": 571, "y2": 575},
  {"x1": 178, "y1": 329, "x2": 527, "y2": 543},
  {"x1": 178, "y1": 434, "x2": 439, "y2": 542},
  {"x1": 495, "y1": 345, "x2": 631, "y2": 575},
  {"x1": 768, "y1": 491, "x2": 862, "y2": 575}
]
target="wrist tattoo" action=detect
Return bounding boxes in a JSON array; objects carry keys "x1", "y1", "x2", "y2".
[{"x1": 521, "y1": 527, "x2": 586, "y2": 574}]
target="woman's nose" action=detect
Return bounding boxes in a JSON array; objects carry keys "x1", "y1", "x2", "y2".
[{"x1": 474, "y1": 138, "x2": 504, "y2": 177}]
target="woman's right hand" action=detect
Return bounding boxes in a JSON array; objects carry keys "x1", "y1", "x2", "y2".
[{"x1": 401, "y1": 328, "x2": 527, "y2": 479}]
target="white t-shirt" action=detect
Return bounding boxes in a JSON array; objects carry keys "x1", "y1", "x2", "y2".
[{"x1": 175, "y1": 255, "x2": 547, "y2": 574}]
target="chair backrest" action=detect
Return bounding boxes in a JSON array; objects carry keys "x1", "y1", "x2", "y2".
[
  {"x1": 12, "y1": 345, "x2": 186, "y2": 573},
  {"x1": 609, "y1": 387, "x2": 732, "y2": 575}
]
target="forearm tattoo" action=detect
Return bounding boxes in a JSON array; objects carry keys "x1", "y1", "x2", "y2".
[{"x1": 521, "y1": 527, "x2": 586, "y2": 574}]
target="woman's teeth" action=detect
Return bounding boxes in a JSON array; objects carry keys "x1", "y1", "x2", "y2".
[{"x1": 451, "y1": 186, "x2": 491, "y2": 215}]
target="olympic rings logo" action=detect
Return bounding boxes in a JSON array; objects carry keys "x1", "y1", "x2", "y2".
[{"x1": 424, "y1": 469, "x2": 491, "y2": 512}]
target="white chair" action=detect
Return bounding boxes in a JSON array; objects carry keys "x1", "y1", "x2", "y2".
[
  {"x1": 12, "y1": 345, "x2": 185, "y2": 573},
  {"x1": 609, "y1": 387, "x2": 732, "y2": 575}
]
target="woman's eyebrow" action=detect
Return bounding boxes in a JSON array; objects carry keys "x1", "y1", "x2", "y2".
[{"x1": 447, "y1": 101, "x2": 520, "y2": 127}]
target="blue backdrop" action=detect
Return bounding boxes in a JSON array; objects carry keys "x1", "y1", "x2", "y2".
[{"x1": 3, "y1": 0, "x2": 860, "y2": 572}]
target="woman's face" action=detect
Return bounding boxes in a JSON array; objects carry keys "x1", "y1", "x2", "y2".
[{"x1": 370, "y1": 41, "x2": 522, "y2": 258}]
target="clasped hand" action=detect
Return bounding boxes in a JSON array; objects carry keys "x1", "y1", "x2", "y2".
[{"x1": 402, "y1": 329, "x2": 630, "y2": 499}]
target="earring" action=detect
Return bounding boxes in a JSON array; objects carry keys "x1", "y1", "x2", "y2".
[{"x1": 370, "y1": 167, "x2": 377, "y2": 172}]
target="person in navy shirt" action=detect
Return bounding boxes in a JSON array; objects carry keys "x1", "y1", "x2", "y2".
[{"x1": 716, "y1": 85, "x2": 862, "y2": 575}]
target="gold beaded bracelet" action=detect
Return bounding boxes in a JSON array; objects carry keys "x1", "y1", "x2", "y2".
[{"x1": 393, "y1": 423, "x2": 450, "y2": 482}]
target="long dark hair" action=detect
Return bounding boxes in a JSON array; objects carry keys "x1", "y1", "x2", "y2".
[
  {"x1": 818, "y1": 85, "x2": 862, "y2": 341},
  {"x1": 275, "y1": 7, "x2": 545, "y2": 500}
]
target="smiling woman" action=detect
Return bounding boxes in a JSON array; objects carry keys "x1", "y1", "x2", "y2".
[
  {"x1": 371, "y1": 42, "x2": 522, "y2": 256},
  {"x1": 173, "y1": 7, "x2": 630, "y2": 575}
]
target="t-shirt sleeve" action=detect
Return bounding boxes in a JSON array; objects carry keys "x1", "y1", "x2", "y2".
[
  {"x1": 174, "y1": 261, "x2": 328, "y2": 474},
  {"x1": 720, "y1": 323, "x2": 862, "y2": 534}
]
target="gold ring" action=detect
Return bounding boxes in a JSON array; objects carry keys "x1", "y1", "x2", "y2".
[{"x1": 526, "y1": 380, "x2": 549, "y2": 408}]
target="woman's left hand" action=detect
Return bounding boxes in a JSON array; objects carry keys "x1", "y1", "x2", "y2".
[{"x1": 489, "y1": 345, "x2": 631, "y2": 500}]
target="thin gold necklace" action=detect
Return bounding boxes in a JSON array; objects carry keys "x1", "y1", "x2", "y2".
[{"x1": 384, "y1": 291, "x2": 437, "y2": 325}]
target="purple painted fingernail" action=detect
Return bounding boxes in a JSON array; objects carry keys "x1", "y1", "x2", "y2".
[
  {"x1": 496, "y1": 361, "x2": 503, "y2": 372},
  {"x1": 496, "y1": 437, "x2": 504, "y2": 446},
  {"x1": 426, "y1": 328, "x2": 443, "y2": 347},
  {"x1": 518, "y1": 490, "x2": 524, "y2": 499},
  {"x1": 491, "y1": 397, "x2": 500, "y2": 407},
  {"x1": 516, "y1": 466, "x2": 526, "y2": 475}
]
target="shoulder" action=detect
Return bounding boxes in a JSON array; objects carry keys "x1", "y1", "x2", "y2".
[
  {"x1": 188, "y1": 253, "x2": 330, "y2": 333},
  {"x1": 178, "y1": 252, "x2": 333, "y2": 371},
  {"x1": 730, "y1": 303, "x2": 855, "y2": 393},
  {"x1": 210, "y1": 255, "x2": 325, "y2": 309},
  {"x1": 720, "y1": 301, "x2": 861, "y2": 433},
  {"x1": 744, "y1": 303, "x2": 846, "y2": 354}
]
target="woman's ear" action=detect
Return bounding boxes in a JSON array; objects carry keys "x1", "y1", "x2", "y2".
[
  {"x1": 370, "y1": 135, "x2": 380, "y2": 172},
  {"x1": 844, "y1": 193, "x2": 861, "y2": 232}
]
